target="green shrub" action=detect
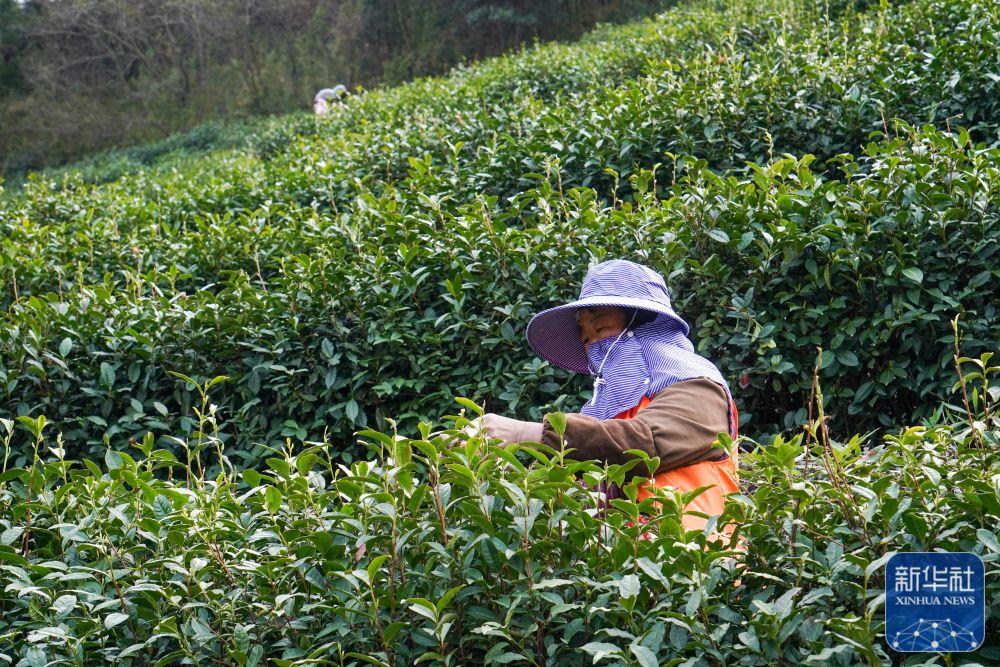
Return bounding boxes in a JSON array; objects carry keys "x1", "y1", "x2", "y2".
[
  {"x1": 1, "y1": 126, "x2": 996, "y2": 464},
  {"x1": 0, "y1": 0, "x2": 997, "y2": 662},
  {"x1": 0, "y1": 359, "x2": 996, "y2": 665},
  {"x1": 211, "y1": 0, "x2": 1000, "y2": 212},
  {"x1": 4, "y1": 119, "x2": 262, "y2": 192}
]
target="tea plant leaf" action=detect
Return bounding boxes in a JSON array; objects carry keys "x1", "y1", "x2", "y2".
[
  {"x1": 630, "y1": 643, "x2": 659, "y2": 667},
  {"x1": 977, "y1": 529, "x2": 1000, "y2": 553},
  {"x1": 436, "y1": 584, "x2": 465, "y2": 615},
  {"x1": 708, "y1": 228, "x2": 730, "y2": 243},
  {"x1": 454, "y1": 397, "x2": 484, "y2": 416},
  {"x1": 684, "y1": 588, "x2": 702, "y2": 617},
  {"x1": 1, "y1": 526, "x2": 23, "y2": 546},
  {"x1": 16, "y1": 415, "x2": 46, "y2": 439},
  {"x1": 263, "y1": 486, "x2": 282, "y2": 513},
  {"x1": 617, "y1": 574, "x2": 640, "y2": 599},
  {"x1": 117, "y1": 644, "x2": 146, "y2": 659},
  {"x1": 865, "y1": 552, "x2": 896, "y2": 578},
  {"x1": 105, "y1": 450, "x2": 123, "y2": 470},
  {"x1": 346, "y1": 399, "x2": 360, "y2": 423},
  {"x1": 99, "y1": 362, "x2": 115, "y2": 389},
  {"x1": 22, "y1": 647, "x2": 46, "y2": 667},
  {"x1": 636, "y1": 557, "x2": 669, "y2": 587},
  {"x1": 581, "y1": 642, "x2": 624, "y2": 663},
  {"x1": 407, "y1": 598, "x2": 438, "y2": 623},
  {"x1": 545, "y1": 411, "x2": 568, "y2": 438},
  {"x1": 51, "y1": 594, "x2": 76, "y2": 617},
  {"x1": 105, "y1": 612, "x2": 130, "y2": 629}
]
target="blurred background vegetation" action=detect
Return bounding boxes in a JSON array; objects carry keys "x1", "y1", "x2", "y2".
[{"x1": 0, "y1": 0, "x2": 671, "y2": 178}]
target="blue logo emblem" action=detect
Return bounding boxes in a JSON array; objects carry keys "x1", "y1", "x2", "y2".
[{"x1": 885, "y1": 552, "x2": 985, "y2": 652}]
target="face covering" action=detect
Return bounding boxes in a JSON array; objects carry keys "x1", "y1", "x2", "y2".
[{"x1": 581, "y1": 314, "x2": 729, "y2": 420}]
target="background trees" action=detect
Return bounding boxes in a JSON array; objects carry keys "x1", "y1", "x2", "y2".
[{"x1": 0, "y1": 0, "x2": 669, "y2": 176}]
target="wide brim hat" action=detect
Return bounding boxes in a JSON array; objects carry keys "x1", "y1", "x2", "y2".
[{"x1": 526, "y1": 259, "x2": 690, "y2": 374}]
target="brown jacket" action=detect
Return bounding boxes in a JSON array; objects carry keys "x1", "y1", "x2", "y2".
[{"x1": 539, "y1": 377, "x2": 730, "y2": 480}]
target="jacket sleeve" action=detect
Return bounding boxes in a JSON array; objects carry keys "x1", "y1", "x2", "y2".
[{"x1": 539, "y1": 377, "x2": 731, "y2": 479}]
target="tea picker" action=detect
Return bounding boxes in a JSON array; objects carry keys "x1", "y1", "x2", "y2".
[
  {"x1": 479, "y1": 259, "x2": 741, "y2": 534},
  {"x1": 314, "y1": 85, "x2": 347, "y2": 115}
]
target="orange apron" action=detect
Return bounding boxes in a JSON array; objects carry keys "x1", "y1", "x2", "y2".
[{"x1": 618, "y1": 387, "x2": 740, "y2": 538}]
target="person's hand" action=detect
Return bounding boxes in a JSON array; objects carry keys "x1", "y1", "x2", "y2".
[{"x1": 479, "y1": 413, "x2": 543, "y2": 445}]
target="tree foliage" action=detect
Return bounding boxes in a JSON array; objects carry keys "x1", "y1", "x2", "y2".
[{"x1": 0, "y1": 0, "x2": 671, "y2": 175}]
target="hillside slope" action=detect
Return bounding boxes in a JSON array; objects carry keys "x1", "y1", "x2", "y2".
[
  {"x1": 0, "y1": 0, "x2": 997, "y2": 465},
  {"x1": 0, "y1": 0, "x2": 998, "y2": 664}
]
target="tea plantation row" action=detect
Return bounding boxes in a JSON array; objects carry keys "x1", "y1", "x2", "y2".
[
  {"x1": 2, "y1": 0, "x2": 998, "y2": 464},
  {"x1": 0, "y1": 0, "x2": 997, "y2": 663},
  {"x1": 2, "y1": 124, "x2": 997, "y2": 465},
  {"x1": 6, "y1": 0, "x2": 850, "y2": 192},
  {"x1": 7, "y1": 0, "x2": 998, "y2": 303},
  {"x1": 0, "y1": 380, "x2": 997, "y2": 664}
]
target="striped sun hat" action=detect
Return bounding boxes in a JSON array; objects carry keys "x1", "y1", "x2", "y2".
[{"x1": 525, "y1": 259, "x2": 690, "y2": 374}]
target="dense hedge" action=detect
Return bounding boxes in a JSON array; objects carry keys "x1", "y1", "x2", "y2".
[
  {"x1": 2, "y1": 126, "x2": 996, "y2": 464},
  {"x1": 8, "y1": 0, "x2": 999, "y2": 302},
  {"x1": 0, "y1": 376, "x2": 997, "y2": 664},
  {"x1": 3, "y1": 0, "x2": 746, "y2": 191},
  {"x1": 0, "y1": 0, "x2": 998, "y2": 663},
  {"x1": 273, "y1": 0, "x2": 1000, "y2": 210},
  {"x1": 0, "y1": 0, "x2": 998, "y2": 465},
  {"x1": 2, "y1": 119, "x2": 264, "y2": 191}
]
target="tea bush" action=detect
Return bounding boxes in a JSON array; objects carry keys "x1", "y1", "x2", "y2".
[
  {"x1": 1, "y1": 125, "x2": 996, "y2": 464},
  {"x1": 0, "y1": 0, "x2": 998, "y2": 662},
  {"x1": 3, "y1": 119, "x2": 262, "y2": 191},
  {"x1": 8, "y1": 0, "x2": 999, "y2": 302},
  {"x1": 0, "y1": 359, "x2": 997, "y2": 665},
  {"x1": 5, "y1": 0, "x2": 758, "y2": 194},
  {"x1": 1, "y1": 0, "x2": 998, "y2": 465}
]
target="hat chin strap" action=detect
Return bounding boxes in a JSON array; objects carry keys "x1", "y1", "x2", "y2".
[{"x1": 587, "y1": 311, "x2": 638, "y2": 407}]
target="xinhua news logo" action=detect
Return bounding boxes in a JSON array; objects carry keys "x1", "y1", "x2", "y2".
[{"x1": 885, "y1": 552, "x2": 985, "y2": 653}]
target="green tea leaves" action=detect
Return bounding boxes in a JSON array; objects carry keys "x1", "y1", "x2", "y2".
[
  {"x1": 105, "y1": 613, "x2": 130, "y2": 629},
  {"x1": 264, "y1": 486, "x2": 282, "y2": 513}
]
